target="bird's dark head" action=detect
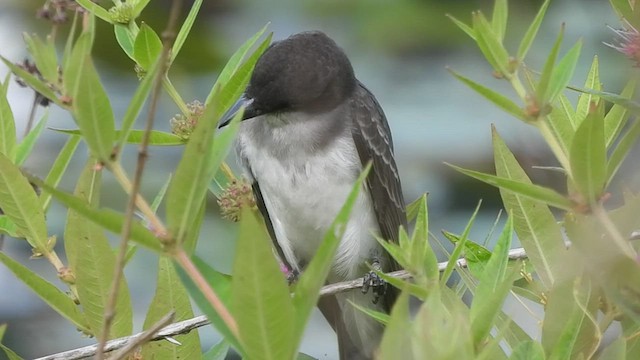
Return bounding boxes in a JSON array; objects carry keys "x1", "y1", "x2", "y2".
[{"x1": 231, "y1": 32, "x2": 357, "y2": 125}]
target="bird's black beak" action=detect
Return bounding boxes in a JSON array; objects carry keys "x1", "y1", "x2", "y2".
[{"x1": 218, "y1": 95, "x2": 258, "y2": 129}]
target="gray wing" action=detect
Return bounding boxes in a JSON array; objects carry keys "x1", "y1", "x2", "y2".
[
  {"x1": 350, "y1": 81, "x2": 407, "y2": 272},
  {"x1": 251, "y1": 182, "x2": 294, "y2": 272}
]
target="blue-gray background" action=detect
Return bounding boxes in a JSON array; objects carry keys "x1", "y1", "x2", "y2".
[{"x1": 0, "y1": 0, "x2": 637, "y2": 358}]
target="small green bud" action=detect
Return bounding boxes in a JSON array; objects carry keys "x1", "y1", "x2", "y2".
[
  {"x1": 170, "y1": 100, "x2": 205, "y2": 139},
  {"x1": 218, "y1": 179, "x2": 256, "y2": 222},
  {"x1": 109, "y1": 2, "x2": 135, "y2": 24}
]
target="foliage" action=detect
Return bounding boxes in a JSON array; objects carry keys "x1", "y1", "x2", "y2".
[{"x1": 0, "y1": 0, "x2": 639, "y2": 359}]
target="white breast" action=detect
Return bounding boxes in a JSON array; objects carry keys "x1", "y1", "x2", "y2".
[{"x1": 236, "y1": 110, "x2": 381, "y2": 280}]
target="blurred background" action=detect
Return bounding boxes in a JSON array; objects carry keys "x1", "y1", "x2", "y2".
[{"x1": 0, "y1": 0, "x2": 637, "y2": 358}]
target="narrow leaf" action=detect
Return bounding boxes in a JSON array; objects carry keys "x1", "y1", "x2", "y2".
[
  {"x1": 493, "y1": 126, "x2": 566, "y2": 289},
  {"x1": 171, "y1": 0, "x2": 203, "y2": 63},
  {"x1": 509, "y1": 340, "x2": 545, "y2": 360},
  {"x1": 473, "y1": 11, "x2": 510, "y2": 76},
  {"x1": 23, "y1": 33, "x2": 58, "y2": 86},
  {"x1": 0, "y1": 56, "x2": 62, "y2": 107},
  {"x1": 570, "y1": 108, "x2": 607, "y2": 204},
  {"x1": 41, "y1": 135, "x2": 81, "y2": 211},
  {"x1": 134, "y1": 23, "x2": 162, "y2": 70},
  {"x1": 447, "y1": 162, "x2": 573, "y2": 210},
  {"x1": 492, "y1": 0, "x2": 508, "y2": 42},
  {"x1": 536, "y1": 26, "x2": 565, "y2": 106},
  {"x1": 64, "y1": 159, "x2": 133, "y2": 339},
  {"x1": 446, "y1": 14, "x2": 476, "y2": 40},
  {"x1": 517, "y1": 0, "x2": 550, "y2": 60},
  {"x1": 52, "y1": 128, "x2": 185, "y2": 146},
  {"x1": 607, "y1": 117, "x2": 640, "y2": 185},
  {"x1": 575, "y1": 56, "x2": 600, "y2": 125},
  {"x1": 231, "y1": 210, "x2": 294, "y2": 360},
  {"x1": 141, "y1": 257, "x2": 201, "y2": 360},
  {"x1": 547, "y1": 40, "x2": 582, "y2": 104},
  {"x1": 203, "y1": 339, "x2": 230, "y2": 360},
  {"x1": 0, "y1": 153, "x2": 48, "y2": 251},
  {"x1": 215, "y1": 23, "x2": 270, "y2": 89},
  {"x1": 133, "y1": 0, "x2": 152, "y2": 17},
  {"x1": 449, "y1": 69, "x2": 527, "y2": 121},
  {"x1": 66, "y1": 44, "x2": 116, "y2": 161},
  {"x1": 605, "y1": 78, "x2": 636, "y2": 147},
  {"x1": 31, "y1": 175, "x2": 163, "y2": 252},
  {"x1": 75, "y1": 0, "x2": 113, "y2": 23},
  {"x1": 0, "y1": 252, "x2": 89, "y2": 332},
  {"x1": 114, "y1": 24, "x2": 136, "y2": 61},
  {"x1": 0, "y1": 78, "x2": 16, "y2": 160},
  {"x1": 15, "y1": 112, "x2": 47, "y2": 165},
  {"x1": 470, "y1": 217, "x2": 516, "y2": 346},
  {"x1": 0, "y1": 215, "x2": 19, "y2": 238}
]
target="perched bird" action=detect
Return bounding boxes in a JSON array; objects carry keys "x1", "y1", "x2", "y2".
[{"x1": 221, "y1": 31, "x2": 406, "y2": 359}]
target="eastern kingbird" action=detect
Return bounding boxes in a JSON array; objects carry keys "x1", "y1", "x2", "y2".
[{"x1": 222, "y1": 31, "x2": 406, "y2": 359}]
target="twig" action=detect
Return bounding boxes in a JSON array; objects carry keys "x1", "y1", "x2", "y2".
[
  {"x1": 109, "y1": 311, "x2": 175, "y2": 360},
  {"x1": 95, "y1": 0, "x2": 183, "y2": 357},
  {"x1": 37, "y1": 248, "x2": 529, "y2": 360}
]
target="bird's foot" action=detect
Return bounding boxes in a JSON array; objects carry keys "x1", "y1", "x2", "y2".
[
  {"x1": 286, "y1": 268, "x2": 299, "y2": 285},
  {"x1": 361, "y1": 261, "x2": 387, "y2": 304}
]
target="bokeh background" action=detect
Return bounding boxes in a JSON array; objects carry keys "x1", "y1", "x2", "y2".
[{"x1": 0, "y1": 0, "x2": 636, "y2": 358}]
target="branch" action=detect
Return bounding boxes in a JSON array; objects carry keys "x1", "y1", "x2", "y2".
[{"x1": 35, "y1": 247, "x2": 528, "y2": 360}]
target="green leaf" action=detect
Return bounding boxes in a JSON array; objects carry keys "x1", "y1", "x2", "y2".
[
  {"x1": 117, "y1": 56, "x2": 163, "y2": 151},
  {"x1": 166, "y1": 91, "x2": 241, "y2": 244},
  {"x1": 0, "y1": 76, "x2": 16, "y2": 160},
  {"x1": 64, "y1": 159, "x2": 133, "y2": 339},
  {"x1": 470, "y1": 217, "x2": 517, "y2": 347},
  {"x1": 570, "y1": 108, "x2": 606, "y2": 204},
  {"x1": 0, "y1": 252, "x2": 89, "y2": 333},
  {"x1": 607, "y1": 117, "x2": 640, "y2": 185},
  {"x1": 0, "y1": 153, "x2": 48, "y2": 251},
  {"x1": 378, "y1": 291, "x2": 413, "y2": 359},
  {"x1": 132, "y1": 0, "x2": 151, "y2": 17},
  {"x1": 203, "y1": 339, "x2": 230, "y2": 360},
  {"x1": 23, "y1": 33, "x2": 58, "y2": 86},
  {"x1": 0, "y1": 326, "x2": 23, "y2": 360},
  {"x1": 605, "y1": 78, "x2": 636, "y2": 147},
  {"x1": 231, "y1": 210, "x2": 295, "y2": 360},
  {"x1": 0, "y1": 56, "x2": 62, "y2": 107},
  {"x1": 446, "y1": 162, "x2": 573, "y2": 210},
  {"x1": 75, "y1": 0, "x2": 113, "y2": 23},
  {"x1": 409, "y1": 193, "x2": 439, "y2": 285},
  {"x1": 53, "y1": 128, "x2": 186, "y2": 146},
  {"x1": 41, "y1": 135, "x2": 81, "y2": 212},
  {"x1": 543, "y1": 278, "x2": 599, "y2": 360},
  {"x1": 207, "y1": 34, "x2": 273, "y2": 112},
  {"x1": 509, "y1": 340, "x2": 545, "y2": 360},
  {"x1": 492, "y1": 127, "x2": 565, "y2": 288},
  {"x1": 547, "y1": 40, "x2": 582, "y2": 104},
  {"x1": 114, "y1": 24, "x2": 136, "y2": 61},
  {"x1": 62, "y1": 12, "x2": 79, "y2": 71},
  {"x1": 134, "y1": 23, "x2": 162, "y2": 71},
  {"x1": 214, "y1": 24, "x2": 270, "y2": 90},
  {"x1": 472, "y1": 11, "x2": 510, "y2": 76},
  {"x1": 517, "y1": 0, "x2": 550, "y2": 60},
  {"x1": 290, "y1": 164, "x2": 372, "y2": 347},
  {"x1": 65, "y1": 35, "x2": 115, "y2": 162},
  {"x1": 446, "y1": 14, "x2": 476, "y2": 40},
  {"x1": 492, "y1": 0, "x2": 508, "y2": 42},
  {"x1": 176, "y1": 256, "x2": 241, "y2": 351},
  {"x1": 0, "y1": 215, "x2": 19, "y2": 237},
  {"x1": 449, "y1": 69, "x2": 527, "y2": 121},
  {"x1": 575, "y1": 56, "x2": 600, "y2": 125},
  {"x1": 31, "y1": 175, "x2": 163, "y2": 252},
  {"x1": 15, "y1": 112, "x2": 47, "y2": 165},
  {"x1": 441, "y1": 201, "x2": 481, "y2": 285},
  {"x1": 171, "y1": 0, "x2": 203, "y2": 63},
  {"x1": 141, "y1": 257, "x2": 201, "y2": 360},
  {"x1": 546, "y1": 93, "x2": 576, "y2": 157},
  {"x1": 536, "y1": 26, "x2": 564, "y2": 107}
]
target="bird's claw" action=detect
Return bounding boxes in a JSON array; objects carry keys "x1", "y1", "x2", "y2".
[
  {"x1": 286, "y1": 269, "x2": 299, "y2": 285},
  {"x1": 361, "y1": 271, "x2": 387, "y2": 304}
]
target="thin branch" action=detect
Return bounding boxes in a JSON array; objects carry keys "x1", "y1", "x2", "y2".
[
  {"x1": 110, "y1": 311, "x2": 175, "y2": 360},
  {"x1": 95, "y1": 0, "x2": 183, "y2": 357},
  {"x1": 37, "y1": 248, "x2": 529, "y2": 360}
]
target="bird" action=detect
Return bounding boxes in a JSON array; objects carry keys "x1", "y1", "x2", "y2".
[{"x1": 221, "y1": 31, "x2": 406, "y2": 359}]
